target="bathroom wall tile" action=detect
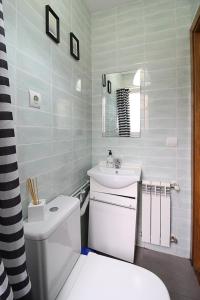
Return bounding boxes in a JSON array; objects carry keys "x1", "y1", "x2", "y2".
[
  {"x1": 36, "y1": 172, "x2": 54, "y2": 202},
  {"x1": 51, "y1": 163, "x2": 74, "y2": 197},
  {"x1": 18, "y1": 0, "x2": 44, "y2": 31},
  {"x1": 17, "y1": 15, "x2": 51, "y2": 67},
  {"x1": 6, "y1": 0, "x2": 17, "y2": 8},
  {"x1": 18, "y1": 68, "x2": 49, "y2": 91},
  {"x1": 19, "y1": 156, "x2": 54, "y2": 182},
  {"x1": 53, "y1": 115, "x2": 72, "y2": 130},
  {"x1": 25, "y1": 0, "x2": 47, "y2": 16},
  {"x1": 52, "y1": 128, "x2": 72, "y2": 141},
  {"x1": 17, "y1": 143, "x2": 53, "y2": 163},
  {"x1": 143, "y1": 0, "x2": 175, "y2": 15},
  {"x1": 16, "y1": 51, "x2": 51, "y2": 84},
  {"x1": 4, "y1": 0, "x2": 197, "y2": 259},
  {"x1": 52, "y1": 140, "x2": 73, "y2": 156},
  {"x1": 52, "y1": 48, "x2": 72, "y2": 79},
  {"x1": 145, "y1": 10, "x2": 175, "y2": 29},
  {"x1": 52, "y1": 73, "x2": 72, "y2": 95},
  {"x1": 145, "y1": 39, "x2": 176, "y2": 61},
  {"x1": 6, "y1": 44, "x2": 17, "y2": 67},
  {"x1": 52, "y1": 88, "x2": 72, "y2": 116},
  {"x1": 16, "y1": 108, "x2": 51, "y2": 127},
  {"x1": 91, "y1": 0, "x2": 195, "y2": 258},
  {"x1": 17, "y1": 126, "x2": 52, "y2": 145},
  {"x1": 50, "y1": 0, "x2": 71, "y2": 27},
  {"x1": 4, "y1": 1, "x2": 17, "y2": 47},
  {"x1": 3, "y1": 0, "x2": 91, "y2": 219}
]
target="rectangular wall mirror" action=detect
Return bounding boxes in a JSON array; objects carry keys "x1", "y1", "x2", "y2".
[{"x1": 102, "y1": 70, "x2": 142, "y2": 138}]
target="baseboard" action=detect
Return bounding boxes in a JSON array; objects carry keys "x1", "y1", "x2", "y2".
[{"x1": 195, "y1": 271, "x2": 200, "y2": 284}]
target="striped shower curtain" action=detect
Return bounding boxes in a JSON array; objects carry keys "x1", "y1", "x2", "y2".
[
  {"x1": 0, "y1": 1, "x2": 32, "y2": 299},
  {"x1": 116, "y1": 88, "x2": 130, "y2": 137}
]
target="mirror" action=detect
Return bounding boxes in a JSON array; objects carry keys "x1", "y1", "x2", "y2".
[{"x1": 102, "y1": 70, "x2": 142, "y2": 138}]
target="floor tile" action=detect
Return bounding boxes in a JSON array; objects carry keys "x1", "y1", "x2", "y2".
[{"x1": 135, "y1": 247, "x2": 200, "y2": 300}]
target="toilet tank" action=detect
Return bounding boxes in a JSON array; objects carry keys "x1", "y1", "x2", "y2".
[{"x1": 24, "y1": 196, "x2": 81, "y2": 300}]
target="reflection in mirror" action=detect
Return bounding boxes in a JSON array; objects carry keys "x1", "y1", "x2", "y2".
[{"x1": 102, "y1": 70, "x2": 143, "y2": 138}]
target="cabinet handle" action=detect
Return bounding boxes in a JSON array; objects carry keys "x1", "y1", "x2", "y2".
[{"x1": 90, "y1": 198, "x2": 136, "y2": 210}]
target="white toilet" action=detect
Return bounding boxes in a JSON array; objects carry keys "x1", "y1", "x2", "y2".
[{"x1": 24, "y1": 196, "x2": 170, "y2": 300}]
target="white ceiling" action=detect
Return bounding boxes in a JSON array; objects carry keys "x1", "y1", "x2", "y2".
[{"x1": 84, "y1": 0, "x2": 130, "y2": 12}]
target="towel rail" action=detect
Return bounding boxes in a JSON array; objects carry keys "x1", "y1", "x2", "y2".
[{"x1": 71, "y1": 180, "x2": 90, "y2": 198}]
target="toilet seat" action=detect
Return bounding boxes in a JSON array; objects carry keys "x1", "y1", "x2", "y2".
[{"x1": 57, "y1": 253, "x2": 170, "y2": 300}]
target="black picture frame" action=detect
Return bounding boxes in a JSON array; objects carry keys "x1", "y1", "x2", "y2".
[
  {"x1": 70, "y1": 32, "x2": 80, "y2": 60},
  {"x1": 102, "y1": 74, "x2": 106, "y2": 87},
  {"x1": 46, "y1": 5, "x2": 60, "y2": 44},
  {"x1": 107, "y1": 80, "x2": 112, "y2": 94}
]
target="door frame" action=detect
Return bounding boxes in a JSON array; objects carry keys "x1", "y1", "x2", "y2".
[{"x1": 191, "y1": 6, "x2": 200, "y2": 283}]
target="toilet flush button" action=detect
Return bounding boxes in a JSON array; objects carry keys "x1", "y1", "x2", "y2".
[{"x1": 29, "y1": 89, "x2": 41, "y2": 109}]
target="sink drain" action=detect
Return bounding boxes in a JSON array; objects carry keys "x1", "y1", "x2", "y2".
[{"x1": 49, "y1": 207, "x2": 59, "y2": 212}]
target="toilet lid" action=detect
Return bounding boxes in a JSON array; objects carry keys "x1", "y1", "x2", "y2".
[{"x1": 57, "y1": 253, "x2": 170, "y2": 300}]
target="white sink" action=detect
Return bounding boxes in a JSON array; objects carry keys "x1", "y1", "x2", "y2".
[{"x1": 87, "y1": 163, "x2": 141, "y2": 189}]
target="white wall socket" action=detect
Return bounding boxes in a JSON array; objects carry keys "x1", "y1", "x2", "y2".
[
  {"x1": 166, "y1": 137, "x2": 178, "y2": 147},
  {"x1": 29, "y1": 90, "x2": 41, "y2": 109}
]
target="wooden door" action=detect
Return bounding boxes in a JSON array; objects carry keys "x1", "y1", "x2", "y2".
[{"x1": 191, "y1": 7, "x2": 200, "y2": 284}]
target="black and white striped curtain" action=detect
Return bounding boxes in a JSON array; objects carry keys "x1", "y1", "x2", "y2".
[
  {"x1": 0, "y1": 1, "x2": 32, "y2": 299},
  {"x1": 116, "y1": 88, "x2": 130, "y2": 137}
]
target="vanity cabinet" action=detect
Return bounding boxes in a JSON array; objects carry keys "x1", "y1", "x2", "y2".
[{"x1": 88, "y1": 178, "x2": 139, "y2": 263}]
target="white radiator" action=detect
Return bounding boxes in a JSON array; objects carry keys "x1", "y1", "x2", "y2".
[{"x1": 142, "y1": 181, "x2": 171, "y2": 247}]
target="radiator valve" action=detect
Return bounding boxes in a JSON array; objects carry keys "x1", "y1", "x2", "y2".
[
  {"x1": 170, "y1": 235, "x2": 178, "y2": 244},
  {"x1": 170, "y1": 182, "x2": 180, "y2": 191}
]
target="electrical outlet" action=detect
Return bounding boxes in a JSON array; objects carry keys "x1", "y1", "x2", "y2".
[
  {"x1": 29, "y1": 90, "x2": 41, "y2": 109},
  {"x1": 166, "y1": 137, "x2": 178, "y2": 147}
]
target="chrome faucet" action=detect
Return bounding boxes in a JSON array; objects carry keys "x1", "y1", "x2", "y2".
[{"x1": 114, "y1": 158, "x2": 121, "y2": 169}]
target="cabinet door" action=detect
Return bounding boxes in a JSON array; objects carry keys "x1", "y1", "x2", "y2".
[{"x1": 88, "y1": 199, "x2": 136, "y2": 263}]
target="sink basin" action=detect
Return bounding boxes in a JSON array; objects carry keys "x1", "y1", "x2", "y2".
[{"x1": 87, "y1": 163, "x2": 141, "y2": 189}]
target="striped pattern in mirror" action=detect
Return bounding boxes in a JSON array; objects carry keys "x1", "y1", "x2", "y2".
[{"x1": 116, "y1": 88, "x2": 130, "y2": 137}]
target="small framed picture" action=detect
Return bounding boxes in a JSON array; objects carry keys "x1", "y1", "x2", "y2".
[
  {"x1": 107, "y1": 80, "x2": 112, "y2": 94},
  {"x1": 46, "y1": 5, "x2": 60, "y2": 44},
  {"x1": 70, "y1": 32, "x2": 80, "y2": 60},
  {"x1": 102, "y1": 74, "x2": 106, "y2": 87}
]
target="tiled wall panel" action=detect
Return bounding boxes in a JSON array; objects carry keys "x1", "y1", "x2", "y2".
[
  {"x1": 4, "y1": 0, "x2": 92, "y2": 217},
  {"x1": 4, "y1": 0, "x2": 200, "y2": 258},
  {"x1": 91, "y1": 0, "x2": 200, "y2": 258}
]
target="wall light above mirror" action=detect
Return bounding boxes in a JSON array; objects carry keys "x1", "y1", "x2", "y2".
[{"x1": 102, "y1": 70, "x2": 143, "y2": 138}]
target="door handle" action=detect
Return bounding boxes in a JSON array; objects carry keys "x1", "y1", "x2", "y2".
[{"x1": 90, "y1": 198, "x2": 136, "y2": 210}]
